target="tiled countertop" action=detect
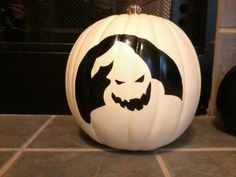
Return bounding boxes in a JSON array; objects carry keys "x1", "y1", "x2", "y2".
[{"x1": 0, "y1": 115, "x2": 235, "y2": 177}]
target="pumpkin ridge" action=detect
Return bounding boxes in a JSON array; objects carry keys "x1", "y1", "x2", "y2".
[
  {"x1": 174, "y1": 25, "x2": 201, "y2": 97},
  {"x1": 125, "y1": 14, "x2": 139, "y2": 150},
  {"x1": 67, "y1": 24, "x2": 94, "y2": 120},
  {"x1": 97, "y1": 15, "x2": 118, "y2": 43},
  {"x1": 92, "y1": 15, "x2": 130, "y2": 147},
  {"x1": 169, "y1": 22, "x2": 201, "y2": 137},
  {"x1": 140, "y1": 15, "x2": 161, "y2": 150},
  {"x1": 66, "y1": 25, "x2": 104, "y2": 143},
  {"x1": 159, "y1": 18, "x2": 185, "y2": 144},
  {"x1": 77, "y1": 17, "x2": 117, "y2": 144},
  {"x1": 116, "y1": 15, "x2": 132, "y2": 149},
  {"x1": 78, "y1": 28, "x2": 105, "y2": 143},
  {"x1": 124, "y1": 14, "x2": 153, "y2": 150}
]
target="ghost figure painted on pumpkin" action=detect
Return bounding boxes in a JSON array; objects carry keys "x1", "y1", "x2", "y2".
[{"x1": 75, "y1": 34, "x2": 183, "y2": 150}]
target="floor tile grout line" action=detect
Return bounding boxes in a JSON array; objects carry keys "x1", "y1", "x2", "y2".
[
  {"x1": 155, "y1": 154, "x2": 172, "y2": 177},
  {"x1": 0, "y1": 151, "x2": 22, "y2": 176},
  {"x1": 0, "y1": 148, "x2": 20, "y2": 152},
  {"x1": 0, "y1": 114, "x2": 67, "y2": 117},
  {"x1": 30, "y1": 147, "x2": 236, "y2": 152},
  {"x1": 0, "y1": 116, "x2": 55, "y2": 177},
  {"x1": 157, "y1": 147, "x2": 236, "y2": 152},
  {"x1": 21, "y1": 115, "x2": 56, "y2": 149},
  {"x1": 25, "y1": 148, "x2": 106, "y2": 152},
  {"x1": 0, "y1": 147, "x2": 236, "y2": 152},
  {"x1": 0, "y1": 147, "x2": 232, "y2": 152},
  {"x1": 219, "y1": 28, "x2": 236, "y2": 33}
]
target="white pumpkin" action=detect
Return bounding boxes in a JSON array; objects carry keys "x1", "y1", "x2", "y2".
[{"x1": 66, "y1": 10, "x2": 201, "y2": 150}]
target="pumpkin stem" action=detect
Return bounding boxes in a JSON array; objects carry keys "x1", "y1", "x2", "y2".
[{"x1": 127, "y1": 5, "x2": 142, "y2": 14}]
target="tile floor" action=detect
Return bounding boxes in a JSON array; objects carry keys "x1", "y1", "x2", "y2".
[{"x1": 0, "y1": 115, "x2": 235, "y2": 177}]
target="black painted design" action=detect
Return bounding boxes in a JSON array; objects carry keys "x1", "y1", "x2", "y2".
[
  {"x1": 135, "y1": 75, "x2": 145, "y2": 82},
  {"x1": 112, "y1": 82, "x2": 151, "y2": 111},
  {"x1": 115, "y1": 80, "x2": 125, "y2": 85},
  {"x1": 75, "y1": 34, "x2": 183, "y2": 123}
]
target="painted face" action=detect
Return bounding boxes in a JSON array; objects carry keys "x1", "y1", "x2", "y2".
[
  {"x1": 89, "y1": 41, "x2": 181, "y2": 150},
  {"x1": 92, "y1": 42, "x2": 152, "y2": 111},
  {"x1": 75, "y1": 34, "x2": 183, "y2": 124}
]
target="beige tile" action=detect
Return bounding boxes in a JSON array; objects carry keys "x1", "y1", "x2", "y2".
[
  {"x1": 220, "y1": 0, "x2": 236, "y2": 27},
  {"x1": 2, "y1": 151, "x2": 164, "y2": 177},
  {"x1": 29, "y1": 116, "x2": 106, "y2": 149},
  {"x1": 218, "y1": 33, "x2": 236, "y2": 78},
  {"x1": 161, "y1": 151, "x2": 236, "y2": 177},
  {"x1": 0, "y1": 115, "x2": 49, "y2": 148},
  {"x1": 165, "y1": 116, "x2": 236, "y2": 148},
  {"x1": 212, "y1": 32, "x2": 236, "y2": 87},
  {"x1": 209, "y1": 32, "x2": 236, "y2": 114},
  {"x1": 0, "y1": 152, "x2": 15, "y2": 168}
]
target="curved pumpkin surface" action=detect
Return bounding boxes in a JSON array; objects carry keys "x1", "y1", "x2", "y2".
[{"x1": 66, "y1": 14, "x2": 201, "y2": 150}]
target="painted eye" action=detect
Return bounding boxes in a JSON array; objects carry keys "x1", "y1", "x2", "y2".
[
  {"x1": 115, "y1": 80, "x2": 125, "y2": 85},
  {"x1": 135, "y1": 75, "x2": 144, "y2": 82}
]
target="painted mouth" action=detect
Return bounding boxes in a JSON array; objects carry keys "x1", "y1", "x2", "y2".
[{"x1": 111, "y1": 82, "x2": 151, "y2": 111}]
